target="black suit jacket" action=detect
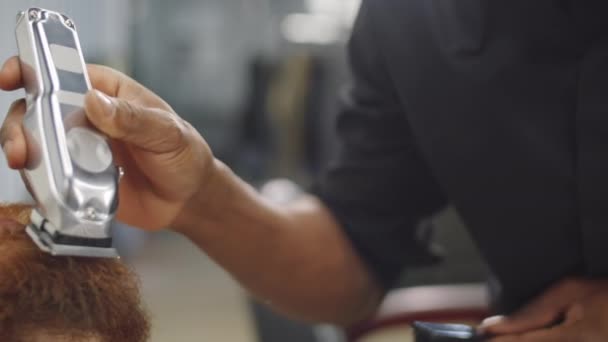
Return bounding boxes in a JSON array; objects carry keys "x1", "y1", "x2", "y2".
[{"x1": 313, "y1": 0, "x2": 608, "y2": 312}]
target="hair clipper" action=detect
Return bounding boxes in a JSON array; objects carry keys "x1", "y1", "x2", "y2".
[
  {"x1": 413, "y1": 322, "x2": 485, "y2": 342},
  {"x1": 15, "y1": 8, "x2": 120, "y2": 258}
]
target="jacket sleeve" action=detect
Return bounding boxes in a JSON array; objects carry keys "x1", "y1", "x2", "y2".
[{"x1": 312, "y1": 1, "x2": 448, "y2": 290}]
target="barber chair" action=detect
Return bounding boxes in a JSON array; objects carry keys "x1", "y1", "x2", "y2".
[{"x1": 346, "y1": 283, "x2": 490, "y2": 342}]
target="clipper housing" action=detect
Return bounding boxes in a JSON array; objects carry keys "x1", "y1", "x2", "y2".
[{"x1": 16, "y1": 8, "x2": 119, "y2": 258}]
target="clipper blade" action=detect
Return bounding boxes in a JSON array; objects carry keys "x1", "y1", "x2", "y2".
[{"x1": 26, "y1": 211, "x2": 119, "y2": 259}]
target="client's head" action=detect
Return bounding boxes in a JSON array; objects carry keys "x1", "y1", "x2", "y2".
[{"x1": 0, "y1": 204, "x2": 150, "y2": 342}]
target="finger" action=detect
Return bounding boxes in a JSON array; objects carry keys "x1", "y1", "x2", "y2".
[
  {"x1": 0, "y1": 99, "x2": 27, "y2": 169},
  {"x1": 490, "y1": 324, "x2": 579, "y2": 342},
  {"x1": 563, "y1": 302, "x2": 584, "y2": 325},
  {"x1": 88, "y1": 64, "x2": 171, "y2": 109},
  {"x1": 84, "y1": 90, "x2": 187, "y2": 154},
  {"x1": 0, "y1": 57, "x2": 23, "y2": 91},
  {"x1": 87, "y1": 64, "x2": 125, "y2": 98},
  {"x1": 0, "y1": 58, "x2": 132, "y2": 97},
  {"x1": 479, "y1": 280, "x2": 586, "y2": 335},
  {"x1": 479, "y1": 305, "x2": 564, "y2": 336}
]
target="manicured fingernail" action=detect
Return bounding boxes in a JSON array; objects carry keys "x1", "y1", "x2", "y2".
[{"x1": 92, "y1": 90, "x2": 115, "y2": 117}]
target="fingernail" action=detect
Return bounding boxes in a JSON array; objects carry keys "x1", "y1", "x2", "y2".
[
  {"x1": 92, "y1": 90, "x2": 115, "y2": 117},
  {"x1": 478, "y1": 315, "x2": 506, "y2": 333},
  {"x1": 2, "y1": 140, "x2": 13, "y2": 158},
  {"x1": 0, "y1": 59, "x2": 7, "y2": 73},
  {"x1": 0, "y1": 59, "x2": 11, "y2": 77}
]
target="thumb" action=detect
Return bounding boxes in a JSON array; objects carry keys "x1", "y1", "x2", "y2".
[
  {"x1": 479, "y1": 306, "x2": 564, "y2": 336},
  {"x1": 84, "y1": 90, "x2": 187, "y2": 154}
]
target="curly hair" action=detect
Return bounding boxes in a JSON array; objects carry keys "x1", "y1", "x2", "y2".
[{"x1": 0, "y1": 205, "x2": 150, "y2": 342}]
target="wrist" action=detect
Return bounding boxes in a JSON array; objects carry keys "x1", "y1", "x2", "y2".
[{"x1": 169, "y1": 158, "x2": 233, "y2": 235}]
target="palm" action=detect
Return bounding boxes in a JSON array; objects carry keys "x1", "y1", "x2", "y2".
[{"x1": 110, "y1": 144, "x2": 188, "y2": 230}]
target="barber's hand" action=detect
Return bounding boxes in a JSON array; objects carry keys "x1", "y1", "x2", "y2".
[
  {"x1": 480, "y1": 278, "x2": 608, "y2": 341},
  {"x1": 0, "y1": 57, "x2": 214, "y2": 230}
]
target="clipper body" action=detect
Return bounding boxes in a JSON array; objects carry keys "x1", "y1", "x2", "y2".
[
  {"x1": 413, "y1": 322, "x2": 483, "y2": 342},
  {"x1": 16, "y1": 8, "x2": 119, "y2": 258}
]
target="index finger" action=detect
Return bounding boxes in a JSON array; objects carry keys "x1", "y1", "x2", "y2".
[
  {"x1": 0, "y1": 57, "x2": 23, "y2": 91},
  {"x1": 0, "y1": 56, "x2": 126, "y2": 96}
]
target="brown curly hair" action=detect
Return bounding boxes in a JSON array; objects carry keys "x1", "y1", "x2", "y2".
[{"x1": 0, "y1": 204, "x2": 150, "y2": 342}]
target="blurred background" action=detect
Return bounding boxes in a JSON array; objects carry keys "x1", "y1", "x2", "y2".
[{"x1": 0, "y1": 1, "x2": 488, "y2": 341}]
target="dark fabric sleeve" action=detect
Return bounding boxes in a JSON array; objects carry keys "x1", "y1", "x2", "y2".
[{"x1": 311, "y1": 1, "x2": 448, "y2": 290}]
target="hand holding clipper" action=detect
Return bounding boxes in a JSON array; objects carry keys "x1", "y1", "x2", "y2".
[{"x1": 15, "y1": 8, "x2": 119, "y2": 258}]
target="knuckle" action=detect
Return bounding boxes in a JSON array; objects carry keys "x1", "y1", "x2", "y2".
[
  {"x1": 567, "y1": 278, "x2": 588, "y2": 292},
  {"x1": 556, "y1": 278, "x2": 583, "y2": 292},
  {"x1": 166, "y1": 116, "x2": 188, "y2": 147},
  {"x1": 88, "y1": 63, "x2": 111, "y2": 73},
  {"x1": 116, "y1": 101, "x2": 140, "y2": 135}
]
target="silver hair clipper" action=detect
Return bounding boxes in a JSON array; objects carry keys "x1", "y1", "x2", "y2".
[{"x1": 15, "y1": 8, "x2": 119, "y2": 258}]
